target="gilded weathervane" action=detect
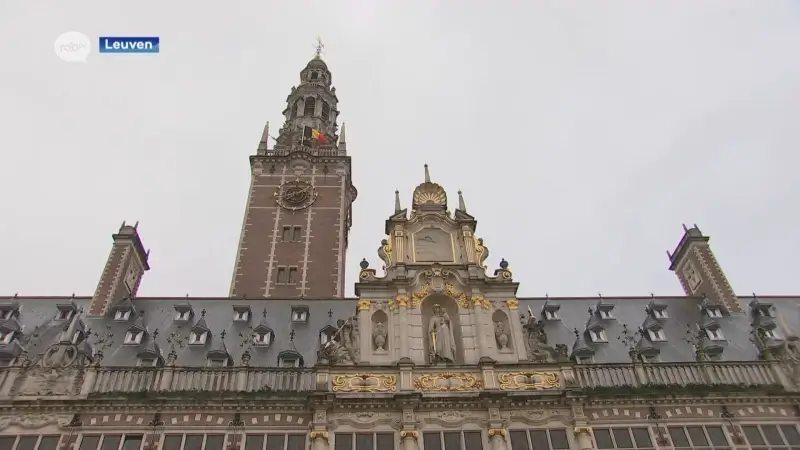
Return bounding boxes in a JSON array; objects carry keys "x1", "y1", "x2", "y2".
[{"x1": 313, "y1": 37, "x2": 324, "y2": 59}]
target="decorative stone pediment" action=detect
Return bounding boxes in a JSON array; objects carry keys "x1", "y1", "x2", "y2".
[
  {"x1": 0, "y1": 414, "x2": 73, "y2": 430},
  {"x1": 12, "y1": 341, "x2": 90, "y2": 397}
]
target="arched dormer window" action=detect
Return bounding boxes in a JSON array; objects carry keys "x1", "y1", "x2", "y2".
[
  {"x1": 303, "y1": 97, "x2": 316, "y2": 117},
  {"x1": 319, "y1": 324, "x2": 338, "y2": 345},
  {"x1": 321, "y1": 101, "x2": 330, "y2": 121},
  {"x1": 277, "y1": 350, "x2": 304, "y2": 368}
]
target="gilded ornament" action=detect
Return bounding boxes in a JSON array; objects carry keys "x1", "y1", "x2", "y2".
[
  {"x1": 474, "y1": 237, "x2": 489, "y2": 270},
  {"x1": 413, "y1": 182, "x2": 447, "y2": 206},
  {"x1": 413, "y1": 372, "x2": 483, "y2": 391},
  {"x1": 331, "y1": 374, "x2": 397, "y2": 393},
  {"x1": 359, "y1": 270, "x2": 370, "y2": 280},
  {"x1": 410, "y1": 285, "x2": 432, "y2": 308},
  {"x1": 488, "y1": 429, "x2": 507, "y2": 438},
  {"x1": 444, "y1": 283, "x2": 470, "y2": 309},
  {"x1": 400, "y1": 431, "x2": 419, "y2": 440},
  {"x1": 471, "y1": 295, "x2": 490, "y2": 310},
  {"x1": 506, "y1": 298, "x2": 520, "y2": 310},
  {"x1": 497, "y1": 372, "x2": 560, "y2": 390},
  {"x1": 396, "y1": 295, "x2": 409, "y2": 307},
  {"x1": 309, "y1": 431, "x2": 329, "y2": 442},
  {"x1": 357, "y1": 299, "x2": 371, "y2": 311}
]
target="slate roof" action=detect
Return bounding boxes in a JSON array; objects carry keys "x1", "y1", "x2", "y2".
[{"x1": 1, "y1": 295, "x2": 798, "y2": 367}]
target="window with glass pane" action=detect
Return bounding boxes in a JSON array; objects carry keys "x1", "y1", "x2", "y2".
[
  {"x1": 742, "y1": 424, "x2": 800, "y2": 449},
  {"x1": 0, "y1": 437, "x2": 17, "y2": 450},
  {"x1": 100, "y1": 436, "x2": 121, "y2": 450},
  {"x1": 506, "y1": 429, "x2": 568, "y2": 450},
  {"x1": 594, "y1": 428, "x2": 653, "y2": 449},
  {"x1": 422, "y1": 431, "x2": 484, "y2": 450},
  {"x1": 667, "y1": 425, "x2": 729, "y2": 449},
  {"x1": 245, "y1": 435, "x2": 264, "y2": 450},
  {"x1": 204, "y1": 436, "x2": 225, "y2": 450},
  {"x1": 121, "y1": 436, "x2": 142, "y2": 450},
  {"x1": 79, "y1": 436, "x2": 102, "y2": 450},
  {"x1": 334, "y1": 433, "x2": 395, "y2": 450}
]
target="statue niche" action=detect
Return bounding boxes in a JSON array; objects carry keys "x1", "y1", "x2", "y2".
[
  {"x1": 422, "y1": 297, "x2": 461, "y2": 364},
  {"x1": 371, "y1": 310, "x2": 388, "y2": 354},
  {"x1": 492, "y1": 310, "x2": 513, "y2": 353}
]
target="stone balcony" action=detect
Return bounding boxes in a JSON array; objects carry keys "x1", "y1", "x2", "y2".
[{"x1": 0, "y1": 358, "x2": 792, "y2": 400}]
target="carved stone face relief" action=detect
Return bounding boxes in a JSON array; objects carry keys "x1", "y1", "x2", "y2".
[{"x1": 413, "y1": 228, "x2": 454, "y2": 263}]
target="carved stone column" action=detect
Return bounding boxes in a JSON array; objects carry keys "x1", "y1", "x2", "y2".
[
  {"x1": 574, "y1": 427, "x2": 595, "y2": 450},
  {"x1": 311, "y1": 410, "x2": 330, "y2": 450},
  {"x1": 470, "y1": 295, "x2": 489, "y2": 360},
  {"x1": 487, "y1": 429, "x2": 507, "y2": 450},
  {"x1": 396, "y1": 294, "x2": 410, "y2": 359},
  {"x1": 400, "y1": 431, "x2": 419, "y2": 450},
  {"x1": 358, "y1": 299, "x2": 372, "y2": 363},
  {"x1": 504, "y1": 299, "x2": 528, "y2": 361},
  {"x1": 462, "y1": 228, "x2": 476, "y2": 263},
  {"x1": 309, "y1": 431, "x2": 329, "y2": 450}
]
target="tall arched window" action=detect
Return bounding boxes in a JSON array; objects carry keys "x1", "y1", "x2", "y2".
[
  {"x1": 303, "y1": 97, "x2": 316, "y2": 117},
  {"x1": 321, "y1": 101, "x2": 330, "y2": 121}
]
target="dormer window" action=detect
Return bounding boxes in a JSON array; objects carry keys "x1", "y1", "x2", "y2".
[
  {"x1": 124, "y1": 330, "x2": 144, "y2": 345},
  {"x1": 291, "y1": 306, "x2": 309, "y2": 323},
  {"x1": 319, "y1": 325, "x2": 338, "y2": 345},
  {"x1": 653, "y1": 309, "x2": 668, "y2": 319},
  {"x1": 648, "y1": 328, "x2": 667, "y2": 342},
  {"x1": 641, "y1": 354, "x2": 660, "y2": 363},
  {"x1": 253, "y1": 331, "x2": 273, "y2": 346},
  {"x1": 278, "y1": 350, "x2": 303, "y2": 368},
  {"x1": 208, "y1": 358, "x2": 228, "y2": 368},
  {"x1": 544, "y1": 310, "x2": 559, "y2": 320},
  {"x1": 756, "y1": 307, "x2": 773, "y2": 318},
  {"x1": 114, "y1": 309, "x2": 132, "y2": 321},
  {"x1": 763, "y1": 328, "x2": 781, "y2": 340},
  {"x1": 0, "y1": 331, "x2": 14, "y2": 345},
  {"x1": 706, "y1": 307, "x2": 723, "y2": 319},
  {"x1": 72, "y1": 330, "x2": 85, "y2": 345},
  {"x1": 706, "y1": 328, "x2": 725, "y2": 341},
  {"x1": 233, "y1": 306, "x2": 251, "y2": 322},
  {"x1": 575, "y1": 356, "x2": 593, "y2": 364},
  {"x1": 138, "y1": 357, "x2": 158, "y2": 367},
  {"x1": 189, "y1": 330, "x2": 208, "y2": 345},
  {"x1": 56, "y1": 308, "x2": 74, "y2": 321},
  {"x1": 598, "y1": 310, "x2": 613, "y2": 320},
  {"x1": 589, "y1": 329, "x2": 607, "y2": 343},
  {"x1": 0, "y1": 309, "x2": 14, "y2": 320},
  {"x1": 175, "y1": 310, "x2": 191, "y2": 321},
  {"x1": 542, "y1": 301, "x2": 561, "y2": 321}
]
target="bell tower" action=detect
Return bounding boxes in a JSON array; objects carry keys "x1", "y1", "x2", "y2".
[{"x1": 229, "y1": 44, "x2": 357, "y2": 299}]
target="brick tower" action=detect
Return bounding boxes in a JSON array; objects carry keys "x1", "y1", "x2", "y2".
[
  {"x1": 667, "y1": 224, "x2": 741, "y2": 313},
  {"x1": 229, "y1": 49, "x2": 357, "y2": 299},
  {"x1": 89, "y1": 221, "x2": 150, "y2": 316}
]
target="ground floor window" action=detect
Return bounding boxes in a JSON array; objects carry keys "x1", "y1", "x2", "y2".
[
  {"x1": 161, "y1": 434, "x2": 226, "y2": 450},
  {"x1": 509, "y1": 429, "x2": 569, "y2": 450},
  {"x1": 740, "y1": 423, "x2": 800, "y2": 449},
  {"x1": 594, "y1": 427, "x2": 655, "y2": 449},
  {"x1": 0, "y1": 435, "x2": 62, "y2": 450},
  {"x1": 422, "y1": 431, "x2": 483, "y2": 450},
  {"x1": 244, "y1": 434, "x2": 305, "y2": 450},
  {"x1": 75, "y1": 435, "x2": 144, "y2": 450},
  {"x1": 334, "y1": 433, "x2": 395, "y2": 450}
]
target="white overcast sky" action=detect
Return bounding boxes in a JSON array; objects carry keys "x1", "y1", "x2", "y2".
[{"x1": 1, "y1": 1, "x2": 798, "y2": 298}]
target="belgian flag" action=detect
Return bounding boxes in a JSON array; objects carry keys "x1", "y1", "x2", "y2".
[{"x1": 302, "y1": 126, "x2": 329, "y2": 145}]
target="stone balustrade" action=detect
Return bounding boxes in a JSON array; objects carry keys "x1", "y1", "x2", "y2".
[{"x1": 0, "y1": 359, "x2": 791, "y2": 399}]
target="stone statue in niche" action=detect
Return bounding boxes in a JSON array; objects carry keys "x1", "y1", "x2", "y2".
[
  {"x1": 317, "y1": 317, "x2": 360, "y2": 365},
  {"x1": 522, "y1": 318, "x2": 559, "y2": 363},
  {"x1": 428, "y1": 304, "x2": 456, "y2": 363},
  {"x1": 494, "y1": 321, "x2": 510, "y2": 351},
  {"x1": 372, "y1": 321, "x2": 387, "y2": 352}
]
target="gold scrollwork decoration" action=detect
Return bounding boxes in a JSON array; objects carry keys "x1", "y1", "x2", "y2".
[
  {"x1": 331, "y1": 373, "x2": 397, "y2": 393},
  {"x1": 506, "y1": 298, "x2": 520, "y2": 310},
  {"x1": 445, "y1": 283, "x2": 470, "y2": 309},
  {"x1": 471, "y1": 295, "x2": 490, "y2": 310},
  {"x1": 400, "y1": 431, "x2": 419, "y2": 440},
  {"x1": 497, "y1": 372, "x2": 560, "y2": 390},
  {"x1": 413, "y1": 372, "x2": 483, "y2": 391},
  {"x1": 357, "y1": 299, "x2": 371, "y2": 311},
  {"x1": 389, "y1": 295, "x2": 409, "y2": 310},
  {"x1": 309, "y1": 431, "x2": 329, "y2": 442},
  {"x1": 410, "y1": 285, "x2": 432, "y2": 308},
  {"x1": 488, "y1": 429, "x2": 507, "y2": 439}
]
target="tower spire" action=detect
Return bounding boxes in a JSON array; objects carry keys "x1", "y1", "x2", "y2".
[
  {"x1": 457, "y1": 190, "x2": 467, "y2": 212},
  {"x1": 394, "y1": 190, "x2": 401, "y2": 213},
  {"x1": 338, "y1": 122, "x2": 347, "y2": 152},
  {"x1": 424, "y1": 164, "x2": 431, "y2": 183}
]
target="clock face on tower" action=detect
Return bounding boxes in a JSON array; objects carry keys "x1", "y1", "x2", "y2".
[{"x1": 274, "y1": 180, "x2": 318, "y2": 211}]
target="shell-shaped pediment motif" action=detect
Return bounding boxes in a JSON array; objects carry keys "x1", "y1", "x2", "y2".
[{"x1": 413, "y1": 182, "x2": 447, "y2": 206}]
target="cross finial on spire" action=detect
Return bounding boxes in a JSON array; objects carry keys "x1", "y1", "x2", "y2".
[
  {"x1": 424, "y1": 164, "x2": 431, "y2": 183},
  {"x1": 314, "y1": 37, "x2": 324, "y2": 59}
]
